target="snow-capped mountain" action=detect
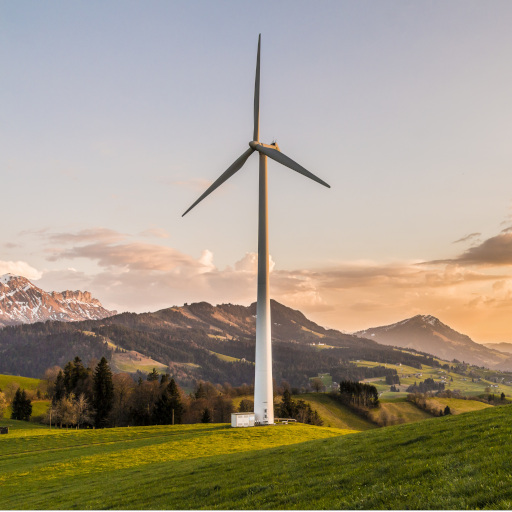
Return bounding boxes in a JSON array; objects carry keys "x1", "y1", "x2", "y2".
[
  {"x1": 0, "y1": 274, "x2": 115, "y2": 327},
  {"x1": 356, "y1": 314, "x2": 512, "y2": 370}
]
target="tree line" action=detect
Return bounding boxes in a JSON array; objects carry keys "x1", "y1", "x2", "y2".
[
  {"x1": 406, "y1": 378, "x2": 445, "y2": 394},
  {"x1": 336, "y1": 380, "x2": 379, "y2": 409},
  {"x1": 275, "y1": 388, "x2": 323, "y2": 425},
  {"x1": 41, "y1": 357, "x2": 323, "y2": 429}
]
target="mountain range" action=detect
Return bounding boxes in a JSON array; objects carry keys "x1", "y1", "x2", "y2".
[
  {"x1": 0, "y1": 274, "x2": 115, "y2": 327},
  {"x1": 1, "y1": 274, "x2": 511, "y2": 383},
  {"x1": 0, "y1": 292, "x2": 439, "y2": 384},
  {"x1": 483, "y1": 342, "x2": 512, "y2": 355},
  {"x1": 356, "y1": 314, "x2": 512, "y2": 370}
]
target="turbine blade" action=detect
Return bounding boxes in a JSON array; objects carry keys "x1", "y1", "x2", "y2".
[
  {"x1": 182, "y1": 148, "x2": 255, "y2": 217},
  {"x1": 253, "y1": 34, "x2": 261, "y2": 141},
  {"x1": 256, "y1": 145, "x2": 330, "y2": 188}
]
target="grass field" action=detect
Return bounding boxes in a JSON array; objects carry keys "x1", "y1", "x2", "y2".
[
  {"x1": 356, "y1": 360, "x2": 512, "y2": 399},
  {"x1": 207, "y1": 350, "x2": 242, "y2": 363},
  {"x1": 368, "y1": 400, "x2": 434, "y2": 425},
  {"x1": 232, "y1": 393, "x2": 376, "y2": 431},
  {"x1": 2, "y1": 400, "x2": 51, "y2": 421},
  {"x1": 2, "y1": 406, "x2": 512, "y2": 509},
  {"x1": 426, "y1": 397, "x2": 493, "y2": 415},
  {"x1": 111, "y1": 352, "x2": 168, "y2": 374},
  {"x1": 0, "y1": 422, "x2": 353, "y2": 509},
  {"x1": 0, "y1": 374, "x2": 41, "y2": 392},
  {"x1": 299, "y1": 393, "x2": 376, "y2": 430}
]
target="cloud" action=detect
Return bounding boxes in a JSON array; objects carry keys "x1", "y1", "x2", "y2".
[
  {"x1": 139, "y1": 228, "x2": 170, "y2": 239},
  {"x1": 33, "y1": 225, "x2": 512, "y2": 341},
  {"x1": 235, "y1": 252, "x2": 276, "y2": 273},
  {"x1": 453, "y1": 232, "x2": 481, "y2": 244},
  {"x1": 37, "y1": 268, "x2": 92, "y2": 292},
  {"x1": 452, "y1": 232, "x2": 512, "y2": 266},
  {"x1": 47, "y1": 228, "x2": 128, "y2": 245},
  {"x1": 0, "y1": 260, "x2": 42, "y2": 280},
  {"x1": 47, "y1": 241, "x2": 210, "y2": 274}
]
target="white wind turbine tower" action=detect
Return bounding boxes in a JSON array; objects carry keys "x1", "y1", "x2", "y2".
[{"x1": 182, "y1": 35, "x2": 330, "y2": 425}]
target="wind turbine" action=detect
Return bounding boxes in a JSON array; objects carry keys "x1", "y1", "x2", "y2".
[{"x1": 182, "y1": 34, "x2": 330, "y2": 425}]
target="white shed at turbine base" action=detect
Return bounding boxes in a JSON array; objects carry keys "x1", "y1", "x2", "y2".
[{"x1": 231, "y1": 412, "x2": 256, "y2": 428}]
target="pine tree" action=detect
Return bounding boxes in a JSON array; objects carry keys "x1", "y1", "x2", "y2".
[
  {"x1": 11, "y1": 389, "x2": 32, "y2": 421},
  {"x1": 167, "y1": 379, "x2": 184, "y2": 424},
  {"x1": 277, "y1": 389, "x2": 296, "y2": 418},
  {"x1": 53, "y1": 370, "x2": 66, "y2": 404},
  {"x1": 238, "y1": 399, "x2": 254, "y2": 413},
  {"x1": 152, "y1": 390, "x2": 173, "y2": 425},
  {"x1": 147, "y1": 368, "x2": 160, "y2": 382},
  {"x1": 201, "y1": 407, "x2": 212, "y2": 423},
  {"x1": 195, "y1": 382, "x2": 207, "y2": 399},
  {"x1": 153, "y1": 378, "x2": 184, "y2": 425},
  {"x1": 93, "y1": 357, "x2": 114, "y2": 428}
]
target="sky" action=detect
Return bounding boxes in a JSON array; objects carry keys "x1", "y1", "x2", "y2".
[{"x1": 2, "y1": 0, "x2": 512, "y2": 342}]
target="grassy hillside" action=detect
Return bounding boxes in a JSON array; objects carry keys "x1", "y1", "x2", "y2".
[
  {"x1": 368, "y1": 399, "x2": 434, "y2": 425},
  {"x1": 0, "y1": 422, "x2": 353, "y2": 509},
  {"x1": 426, "y1": 397, "x2": 493, "y2": 415},
  {"x1": 2, "y1": 400, "x2": 51, "y2": 421},
  {"x1": 299, "y1": 393, "x2": 376, "y2": 430},
  {"x1": 0, "y1": 417, "x2": 49, "y2": 430},
  {"x1": 2, "y1": 406, "x2": 512, "y2": 509},
  {"x1": 0, "y1": 374, "x2": 41, "y2": 392},
  {"x1": 357, "y1": 360, "x2": 512, "y2": 399}
]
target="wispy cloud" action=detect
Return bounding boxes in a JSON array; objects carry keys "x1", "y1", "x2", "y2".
[
  {"x1": 139, "y1": 228, "x2": 170, "y2": 239},
  {"x1": 47, "y1": 228, "x2": 128, "y2": 245},
  {"x1": 453, "y1": 232, "x2": 481, "y2": 244},
  {"x1": 439, "y1": 232, "x2": 512, "y2": 267}
]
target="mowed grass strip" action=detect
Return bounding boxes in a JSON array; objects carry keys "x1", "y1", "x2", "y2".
[{"x1": 3, "y1": 406, "x2": 512, "y2": 509}]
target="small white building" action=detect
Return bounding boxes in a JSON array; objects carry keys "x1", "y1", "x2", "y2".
[{"x1": 231, "y1": 412, "x2": 256, "y2": 428}]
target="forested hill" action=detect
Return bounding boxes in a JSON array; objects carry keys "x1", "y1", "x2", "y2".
[{"x1": 0, "y1": 300, "x2": 439, "y2": 386}]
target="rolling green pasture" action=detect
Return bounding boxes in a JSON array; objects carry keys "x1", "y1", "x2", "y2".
[
  {"x1": 233, "y1": 394, "x2": 376, "y2": 431},
  {"x1": 207, "y1": 350, "x2": 242, "y2": 363},
  {"x1": 111, "y1": 355, "x2": 168, "y2": 374},
  {"x1": 2, "y1": 406, "x2": 512, "y2": 509},
  {"x1": 426, "y1": 397, "x2": 493, "y2": 415},
  {"x1": 0, "y1": 418, "x2": 49, "y2": 431},
  {"x1": 0, "y1": 422, "x2": 353, "y2": 509},
  {"x1": 0, "y1": 374, "x2": 41, "y2": 392},
  {"x1": 2, "y1": 400, "x2": 51, "y2": 420},
  {"x1": 356, "y1": 360, "x2": 512, "y2": 399},
  {"x1": 368, "y1": 400, "x2": 433, "y2": 425},
  {"x1": 299, "y1": 393, "x2": 376, "y2": 430}
]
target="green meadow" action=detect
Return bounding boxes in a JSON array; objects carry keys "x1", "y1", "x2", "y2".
[
  {"x1": 0, "y1": 374, "x2": 41, "y2": 392},
  {"x1": 2, "y1": 406, "x2": 512, "y2": 509},
  {"x1": 356, "y1": 359, "x2": 512, "y2": 399},
  {"x1": 298, "y1": 393, "x2": 376, "y2": 430}
]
